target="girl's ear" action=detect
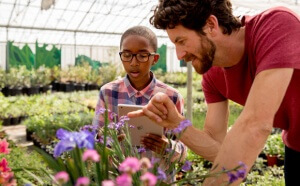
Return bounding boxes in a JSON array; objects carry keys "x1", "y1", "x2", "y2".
[{"x1": 153, "y1": 54, "x2": 160, "y2": 65}]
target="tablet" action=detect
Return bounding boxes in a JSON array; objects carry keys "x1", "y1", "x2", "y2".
[{"x1": 118, "y1": 104, "x2": 163, "y2": 146}]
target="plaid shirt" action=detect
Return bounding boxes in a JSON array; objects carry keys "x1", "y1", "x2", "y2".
[
  {"x1": 93, "y1": 72, "x2": 187, "y2": 169},
  {"x1": 93, "y1": 73, "x2": 183, "y2": 117}
]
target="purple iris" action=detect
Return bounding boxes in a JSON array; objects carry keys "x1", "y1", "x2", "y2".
[
  {"x1": 182, "y1": 160, "x2": 192, "y2": 172},
  {"x1": 54, "y1": 129, "x2": 95, "y2": 157},
  {"x1": 156, "y1": 167, "x2": 167, "y2": 181}
]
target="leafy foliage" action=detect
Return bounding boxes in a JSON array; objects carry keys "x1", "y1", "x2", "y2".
[
  {"x1": 0, "y1": 141, "x2": 52, "y2": 185},
  {"x1": 8, "y1": 41, "x2": 35, "y2": 69},
  {"x1": 263, "y1": 133, "x2": 285, "y2": 157},
  {"x1": 36, "y1": 42, "x2": 61, "y2": 68},
  {"x1": 75, "y1": 55, "x2": 101, "y2": 70}
]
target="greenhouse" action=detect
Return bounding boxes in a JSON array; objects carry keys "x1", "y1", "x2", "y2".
[{"x1": 0, "y1": 0, "x2": 299, "y2": 185}]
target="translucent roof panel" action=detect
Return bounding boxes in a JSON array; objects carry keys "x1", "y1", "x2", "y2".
[{"x1": 0, "y1": 0, "x2": 298, "y2": 46}]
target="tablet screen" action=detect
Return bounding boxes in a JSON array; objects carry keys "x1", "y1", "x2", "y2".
[{"x1": 118, "y1": 104, "x2": 163, "y2": 146}]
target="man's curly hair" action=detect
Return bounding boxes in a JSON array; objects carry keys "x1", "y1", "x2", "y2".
[{"x1": 150, "y1": 0, "x2": 242, "y2": 35}]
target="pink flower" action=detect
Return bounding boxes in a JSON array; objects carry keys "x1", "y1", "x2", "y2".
[
  {"x1": 119, "y1": 157, "x2": 140, "y2": 174},
  {"x1": 75, "y1": 177, "x2": 90, "y2": 186},
  {"x1": 0, "y1": 158, "x2": 11, "y2": 172},
  {"x1": 0, "y1": 139, "x2": 10, "y2": 154},
  {"x1": 116, "y1": 173, "x2": 131, "y2": 186},
  {"x1": 140, "y1": 172, "x2": 157, "y2": 186},
  {"x1": 54, "y1": 171, "x2": 69, "y2": 184},
  {"x1": 0, "y1": 171, "x2": 16, "y2": 185},
  {"x1": 102, "y1": 180, "x2": 115, "y2": 186},
  {"x1": 82, "y1": 149, "x2": 100, "y2": 162}
]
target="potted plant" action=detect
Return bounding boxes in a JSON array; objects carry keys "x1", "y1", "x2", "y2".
[
  {"x1": 87, "y1": 69, "x2": 103, "y2": 90},
  {"x1": 36, "y1": 66, "x2": 52, "y2": 93},
  {"x1": 50, "y1": 66, "x2": 61, "y2": 91},
  {"x1": 263, "y1": 133, "x2": 284, "y2": 166},
  {"x1": 0, "y1": 68, "x2": 5, "y2": 92},
  {"x1": 73, "y1": 64, "x2": 90, "y2": 91},
  {"x1": 4, "y1": 67, "x2": 24, "y2": 96},
  {"x1": 59, "y1": 68, "x2": 74, "y2": 92}
]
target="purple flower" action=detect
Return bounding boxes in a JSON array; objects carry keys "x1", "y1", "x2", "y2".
[
  {"x1": 116, "y1": 116, "x2": 130, "y2": 130},
  {"x1": 120, "y1": 115, "x2": 130, "y2": 122},
  {"x1": 150, "y1": 157, "x2": 160, "y2": 165},
  {"x1": 109, "y1": 112, "x2": 118, "y2": 120},
  {"x1": 119, "y1": 157, "x2": 140, "y2": 174},
  {"x1": 98, "y1": 136, "x2": 114, "y2": 147},
  {"x1": 102, "y1": 180, "x2": 115, "y2": 186},
  {"x1": 168, "y1": 119, "x2": 192, "y2": 134},
  {"x1": 156, "y1": 167, "x2": 167, "y2": 181},
  {"x1": 140, "y1": 172, "x2": 157, "y2": 186},
  {"x1": 54, "y1": 129, "x2": 95, "y2": 157},
  {"x1": 108, "y1": 122, "x2": 116, "y2": 129},
  {"x1": 138, "y1": 147, "x2": 146, "y2": 153},
  {"x1": 80, "y1": 124, "x2": 98, "y2": 132},
  {"x1": 116, "y1": 173, "x2": 132, "y2": 186},
  {"x1": 227, "y1": 172, "x2": 238, "y2": 184},
  {"x1": 182, "y1": 160, "x2": 192, "y2": 172},
  {"x1": 75, "y1": 177, "x2": 90, "y2": 186},
  {"x1": 106, "y1": 116, "x2": 130, "y2": 130},
  {"x1": 82, "y1": 149, "x2": 100, "y2": 162},
  {"x1": 236, "y1": 162, "x2": 247, "y2": 179},
  {"x1": 54, "y1": 171, "x2": 69, "y2": 184},
  {"x1": 96, "y1": 107, "x2": 106, "y2": 115},
  {"x1": 236, "y1": 169, "x2": 246, "y2": 179},
  {"x1": 239, "y1": 161, "x2": 247, "y2": 169}
]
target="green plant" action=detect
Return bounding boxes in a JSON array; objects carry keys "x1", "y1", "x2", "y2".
[
  {"x1": 2, "y1": 141, "x2": 53, "y2": 185},
  {"x1": 36, "y1": 66, "x2": 52, "y2": 86},
  {"x1": 26, "y1": 109, "x2": 246, "y2": 186},
  {"x1": 8, "y1": 41, "x2": 34, "y2": 69},
  {"x1": 51, "y1": 66, "x2": 61, "y2": 82},
  {"x1": 98, "y1": 64, "x2": 118, "y2": 84},
  {"x1": 242, "y1": 166, "x2": 284, "y2": 186},
  {"x1": 5, "y1": 67, "x2": 23, "y2": 88},
  {"x1": 164, "y1": 72, "x2": 187, "y2": 85},
  {"x1": 87, "y1": 69, "x2": 103, "y2": 86},
  {"x1": 0, "y1": 68, "x2": 5, "y2": 89},
  {"x1": 263, "y1": 133, "x2": 285, "y2": 157},
  {"x1": 36, "y1": 42, "x2": 61, "y2": 68},
  {"x1": 23, "y1": 111, "x2": 94, "y2": 144}
]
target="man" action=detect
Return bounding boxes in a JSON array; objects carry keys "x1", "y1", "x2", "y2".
[{"x1": 128, "y1": 0, "x2": 300, "y2": 185}]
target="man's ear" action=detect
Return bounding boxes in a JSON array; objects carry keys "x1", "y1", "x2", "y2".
[
  {"x1": 153, "y1": 54, "x2": 160, "y2": 65},
  {"x1": 203, "y1": 15, "x2": 219, "y2": 37}
]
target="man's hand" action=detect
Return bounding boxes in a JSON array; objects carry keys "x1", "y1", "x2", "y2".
[
  {"x1": 141, "y1": 134, "x2": 169, "y2": 155},
  {"x1": 127, "y1": 92, "x2": 185, "y2": 129}
]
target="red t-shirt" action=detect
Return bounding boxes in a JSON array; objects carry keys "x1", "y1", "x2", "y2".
[{"x1": 202, "y1": 7, "x2": 300, "y2": 151}]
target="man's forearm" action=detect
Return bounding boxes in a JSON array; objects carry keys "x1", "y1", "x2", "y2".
[
  {"x1": 203, "y1": 121, "x2": 271, "y2": 185},
  {"x1": 180, "y1": 126, "x2": 221, "y2": 162}
]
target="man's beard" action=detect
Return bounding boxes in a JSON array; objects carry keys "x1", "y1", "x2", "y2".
[
  {"x1": 198, "y1": 37, "x2": 216, "y2": 74},
  {"x1": 184, "y1": 36, "x2": 216, "y2": 74}
]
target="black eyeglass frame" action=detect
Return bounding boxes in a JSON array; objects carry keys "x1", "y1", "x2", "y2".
[{"x1": 119, "y1": 52, "x2": 156, "y2": 62}]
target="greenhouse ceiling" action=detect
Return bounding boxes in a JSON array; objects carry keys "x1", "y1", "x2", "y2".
[{"x1": 0, "y1": 0, "x2": 299, "y2": 47}]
